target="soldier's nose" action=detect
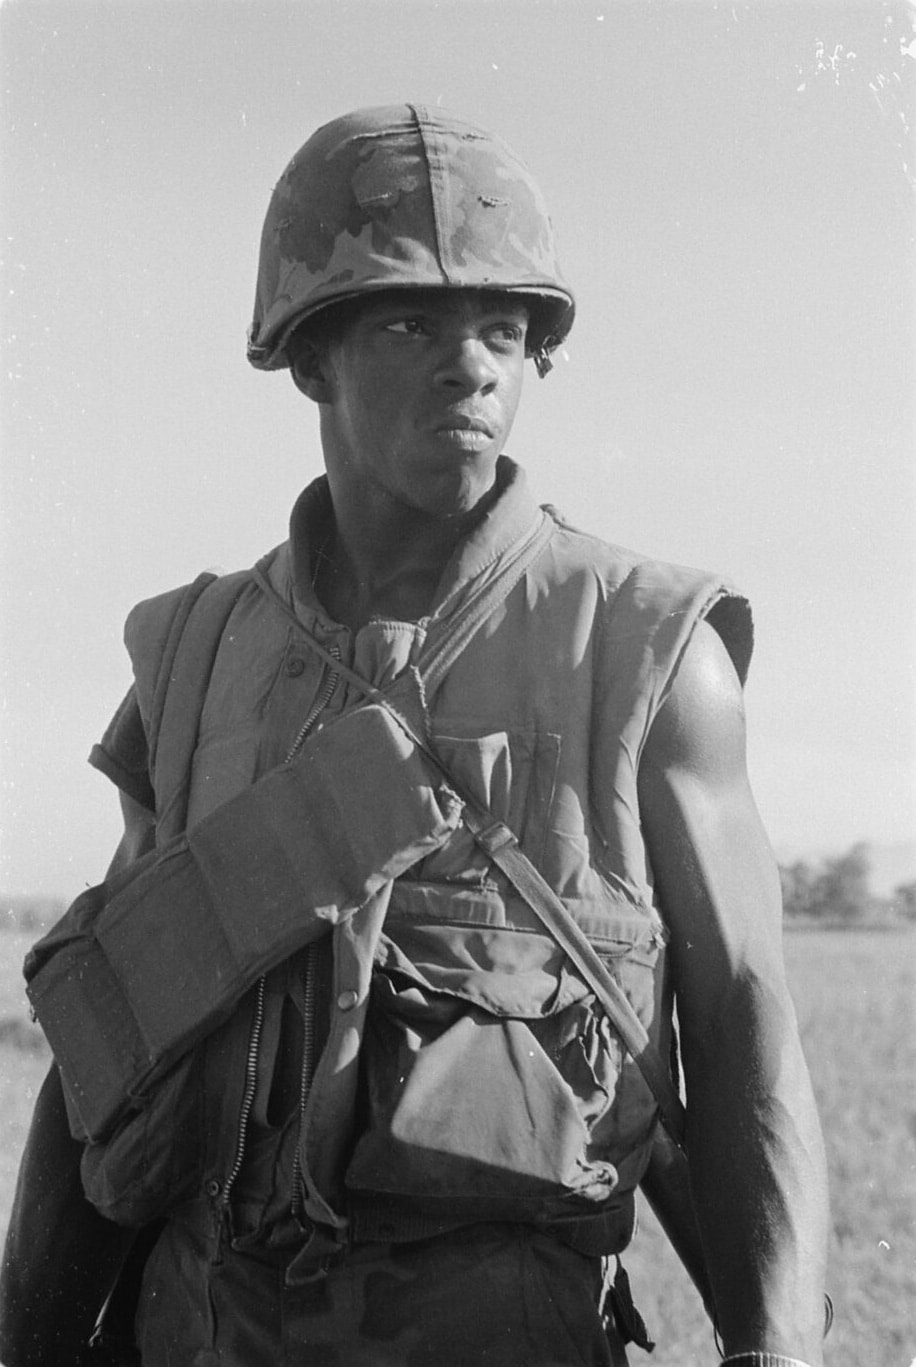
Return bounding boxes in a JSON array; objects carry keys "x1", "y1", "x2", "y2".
[{"x1": 435, "y1": 339, "x2": 499, "y2": 394}]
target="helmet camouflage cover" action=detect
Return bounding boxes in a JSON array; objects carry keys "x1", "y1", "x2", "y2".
[{"x1": 247, "y1": 103, "x2": 575, "y2": 377}]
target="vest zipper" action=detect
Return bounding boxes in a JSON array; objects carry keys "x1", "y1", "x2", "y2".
[
  {"x1": 220, "y1": 974, "x2": 267, "y2": 1206},
  {"x1": 290, "y1": 943, "x2": 319, "y2": 1218},
  {"x1": 220, "y1": 645, "x2": 341, "y2": 1215},
  {"x1": 286, "y1": 650, "x2": 341, "y2": 761}
]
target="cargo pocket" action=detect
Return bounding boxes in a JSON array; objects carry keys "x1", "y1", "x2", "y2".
[
  {"x1": 345, "y1": 895, "x2": 668, "y2": 1221},
  {"x1": 345, "y1": 969, "x2": 619, "y2": 1217}
]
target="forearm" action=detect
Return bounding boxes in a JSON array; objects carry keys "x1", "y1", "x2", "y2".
[{"x1": 682, "y1": 996, "x2": 829, "y2": 1365}]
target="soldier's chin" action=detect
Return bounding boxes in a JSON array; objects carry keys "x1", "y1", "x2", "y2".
[{"x1": 409, "y1": 463, "x2": 499, "y2": 520}]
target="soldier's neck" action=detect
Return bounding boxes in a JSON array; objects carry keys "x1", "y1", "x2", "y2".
[{"x1": 314, "y1": 489, "x2": 484, "y2": 634}]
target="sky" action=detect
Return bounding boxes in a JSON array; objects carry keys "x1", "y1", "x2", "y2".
[{"x1": 1, "y1": 0, "x2": 914, "y2": 899}]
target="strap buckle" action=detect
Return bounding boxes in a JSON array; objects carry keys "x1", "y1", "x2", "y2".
[{"x1": 472, "y1": 820, "x2": 517, "y2": 856}]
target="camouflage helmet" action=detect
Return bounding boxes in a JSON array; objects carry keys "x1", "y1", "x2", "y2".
[{"x1": 247, "y1": 103, "x2": 575, "y2": 378}]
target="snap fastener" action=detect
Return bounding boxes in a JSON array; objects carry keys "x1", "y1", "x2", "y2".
[
  {"x1": 204, "y1": 1178, "x2": 222, "y2": 1198},
  {"x1": 286, "y1": 656, "x2": 306, "y2": 677},
  {"x1": 336, "y1": 989, "x2": 359, "y2": 1011}
]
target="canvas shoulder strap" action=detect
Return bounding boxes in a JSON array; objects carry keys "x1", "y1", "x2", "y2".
[{"x1": 142, "y1": 569, "x2": 252, "y2": 843}]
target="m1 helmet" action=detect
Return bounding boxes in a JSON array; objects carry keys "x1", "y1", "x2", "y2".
[{"x1": 247, "y1": 103, "x2": 575, "y2": 378}]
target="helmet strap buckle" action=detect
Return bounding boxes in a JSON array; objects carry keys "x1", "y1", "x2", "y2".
[{"x1": 533, "y1": 344, "x2": 555, "y2": 379}]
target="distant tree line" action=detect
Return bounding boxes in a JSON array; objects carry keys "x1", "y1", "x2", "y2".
[{"x1": 779, "y1": 842, "x2": 916, "y2": 924}]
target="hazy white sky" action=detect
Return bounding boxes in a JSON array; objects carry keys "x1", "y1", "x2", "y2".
[{"x1": 2, "y1": 0, "x2": 914, "y2": 897}]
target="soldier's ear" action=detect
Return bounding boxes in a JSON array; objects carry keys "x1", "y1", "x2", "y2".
[{"x1": 290, "y1": 341, "x2": 335, "y2": 404}]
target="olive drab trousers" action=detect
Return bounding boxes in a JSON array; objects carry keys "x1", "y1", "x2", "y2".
[{"x1": 135, "y1": 1217, "x2": 629, "y2": 1366}]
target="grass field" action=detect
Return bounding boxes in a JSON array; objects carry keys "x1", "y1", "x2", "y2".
[
  {"x1": 622, "y1": 927, "x2": 916, "y2": 1366},
  {"x1": 0, "y1": 925, "x2": 913, "y2": 1364}
]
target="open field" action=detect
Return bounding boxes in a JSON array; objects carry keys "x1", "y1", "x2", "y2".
[
  {"x1": 0, "y1": 925, "x2": 913, "y2": 1364},
  {"x1": 0, "y1": 930, "x2": 51, "y2": 1249},
  {"x1": 624, "y1": 927, "x2": 916, "y2": 1366}
]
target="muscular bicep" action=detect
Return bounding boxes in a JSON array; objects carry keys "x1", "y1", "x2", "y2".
[
  {"x1": 637, "y1": 619, "x2": 786, "y2": 1048},
  {"x1": 105, "y1": 790, "x2": 157, "y2": 880}
]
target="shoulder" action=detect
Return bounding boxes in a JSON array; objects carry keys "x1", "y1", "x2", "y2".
[
  {"x1": 641, "y1": 618, "x2": 749, "y2": 787},
  {"x1": 540, "y1": 503, "x2": 642, "y2": 590},
  {"x1": 124, "y1": 565, "x2": 256, "y2": 656},
  {"x1": 541, "y1": 506, "x2": 753, "y2": 687},
  {"x1": 125, "y1": 567, "x2": 262, "y2": 704}
]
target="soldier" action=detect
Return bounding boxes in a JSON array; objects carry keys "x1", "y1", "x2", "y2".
[{"x1": 1, "y1": 105, "x2": 829, "y2": 1366}]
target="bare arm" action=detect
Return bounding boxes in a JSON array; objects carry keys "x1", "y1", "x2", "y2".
[{"x1": 638, "y1": 619, "x2": 829, "y2": 1364}]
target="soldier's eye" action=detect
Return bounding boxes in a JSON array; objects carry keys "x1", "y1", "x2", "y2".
[
  {"x1": 488, "y1": 323, "x2": 525, "y2": 346},
  {"x1": 384, "y1": 318, "x2": 426, "y2": 336}
]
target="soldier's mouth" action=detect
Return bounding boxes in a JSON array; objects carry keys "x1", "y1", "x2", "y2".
[
  {"x1": 434, "y1": 415, "x2": 494, "y2": 437},
  {"x1": 434, "y1": 427, "x2": 493, "y2": 452}
]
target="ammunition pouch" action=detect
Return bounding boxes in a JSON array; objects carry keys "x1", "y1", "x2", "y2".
[{"x1": 26, "y1": 702, "x2": 462, "y2": 1145}]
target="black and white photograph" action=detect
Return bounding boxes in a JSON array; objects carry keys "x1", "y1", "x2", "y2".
[{"x1": 1, "y1": 3, "x2": 913, "y2": 1364}]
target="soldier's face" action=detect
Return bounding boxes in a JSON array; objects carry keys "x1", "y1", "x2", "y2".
[{"x1": 318, "y1": 289, "x2": 529, "y2": 519}]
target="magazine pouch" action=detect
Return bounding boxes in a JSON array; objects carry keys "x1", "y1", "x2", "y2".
[{"x1": 26, "y1": 701, "x2": 462, "y2": 1146}]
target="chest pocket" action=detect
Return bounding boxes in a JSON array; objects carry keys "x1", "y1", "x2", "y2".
[
  {"x1": 387, "y1": 726, "x2": 569, "y2": 1001},
  {"x1": 409, "y1": 728, "x2": 560, "y2": 894}
]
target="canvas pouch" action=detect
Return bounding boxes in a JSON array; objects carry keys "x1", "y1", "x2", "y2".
[
  {"x1": 26, "y1": 701, "x2": 462, "y2": 1146},
  {"x1": 345, "y1": 901, "x2": 665, "y2": 1233}
]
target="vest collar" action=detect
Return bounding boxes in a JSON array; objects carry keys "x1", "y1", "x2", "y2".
[{"x1": 286, "y1": 456, "x2": 542, "y2": 628}]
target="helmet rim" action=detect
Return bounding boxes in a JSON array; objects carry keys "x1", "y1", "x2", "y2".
[{"x1": 247, "y1": 281, "x2": 574, "y2": 372}]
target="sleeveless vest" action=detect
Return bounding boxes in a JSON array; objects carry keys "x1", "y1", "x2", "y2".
[{"x1": 92, "y1": 459, "x2": 752, "y2": 1251}]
